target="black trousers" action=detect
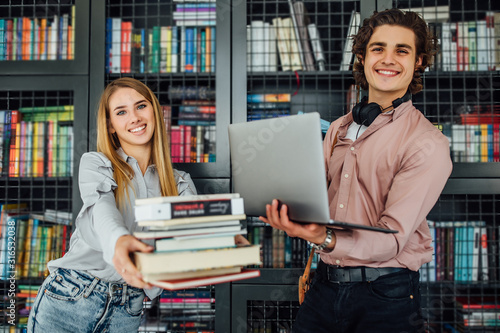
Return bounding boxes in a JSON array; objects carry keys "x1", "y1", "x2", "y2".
[{"x1": 292, "y1": 262, "x2": 424, "y2": 333}]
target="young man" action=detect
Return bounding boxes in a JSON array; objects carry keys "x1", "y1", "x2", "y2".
[{"x1": 260, "y1": 9, "x2": 452, "y2": 333}]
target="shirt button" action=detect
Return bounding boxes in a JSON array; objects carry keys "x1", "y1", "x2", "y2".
[
  {"x1": 350, "y1": 147, "x2": 355, "y2": 151},
  {"x1": 336, "y1": 259, "x2": 340, "y2": 264},
  {"x1": 344, "y1": 174, "x2": 349, "y2": 178},
  {"x1": 339, "y1": 204, "x2": 344, "y2": 208}
]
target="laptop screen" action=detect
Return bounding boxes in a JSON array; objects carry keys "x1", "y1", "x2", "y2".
[{"x1": 228, "y1": 113, "x2": 331, "y2": 223}]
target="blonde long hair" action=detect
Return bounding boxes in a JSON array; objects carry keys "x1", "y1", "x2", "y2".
[{"x1": 96, "y1": 78, "x2": 178, "y2": 208}]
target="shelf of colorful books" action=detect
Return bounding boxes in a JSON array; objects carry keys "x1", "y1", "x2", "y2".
[
  {"x1": 245, "y1": 1, "x2": 361, "y2": 74},
  {"x1": 93, "y1": 1, "x2": 231, "y2": 178},
  {"x1": 104, "y1": 1, "x2": 217, "y2": 75},
  {"x1": 0, "y1": 75, "x2": 89, "y2": 227},
  {"x1": 0, "y1": 0, "x2": 90, "y2": 75},
  {"x1": 0, "y1": 206, "x2": 73, "y2": 330}
]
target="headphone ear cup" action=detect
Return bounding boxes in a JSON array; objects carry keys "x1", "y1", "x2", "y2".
[
  {"x1": 351, "y1": 101, "x2": 363, "y2": 124},
  {"x1": 354, "y1": 103, "x2": 382, "y2": 127},
  {"x1": 360, "y1": 103, "x2": 383, "y2": 127}
]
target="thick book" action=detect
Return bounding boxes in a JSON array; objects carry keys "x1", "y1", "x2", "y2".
[
  {"x1": 143, "y1": 266, "x2": 242, "y2": 283},
  {"x1": 137, "y1": 214, "x2": 246, "y2": 227},
  {"x1": 135, "y1": 197, "x2": 244, "y2": 221},
  {"x1": 272, "y1": 17, "x2": 291, "y2": 71},
  {"x1": 291, "y1": 1, "x2": 315, "y2": 71},
  {"x1": 134, "y1": 245, "x2": 261, "y2": 274},
  {"x1": 340, "y1": 11, "x2": 360, "y2": 71},
  {"x1": 147, "y1": 269, "x2": 260, "y2": 291},
  {"x1": 135, "y1": 193, "x2": 240, "y2": 205},
  {"x1": 134, "y1": 224, "x2": 245, "y2": 239},
  {"x1": 155, "y1": 234, "x2": 236, "y2": 252},
  {"x1": 307, "y1": 23, "x2": 325, "y2": 71}
]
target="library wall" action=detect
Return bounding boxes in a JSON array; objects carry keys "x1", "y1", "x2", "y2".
[{"x1": 0, "y1": 0, "x2": 499, "y2": 332}]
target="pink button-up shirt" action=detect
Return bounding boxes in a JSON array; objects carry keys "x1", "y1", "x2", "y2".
[{"x1": 320, "y1": 101, "x2": 452, "y2": 271}]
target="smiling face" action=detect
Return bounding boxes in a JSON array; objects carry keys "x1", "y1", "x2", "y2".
[
  {"x1": 108, "y1": 87, "x2": 156, "y2": 157},
  {"x1": 362, "y1": 24, "x2": 422, "y2": 107}
]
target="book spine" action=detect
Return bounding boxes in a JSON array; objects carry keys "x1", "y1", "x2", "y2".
[
  {"x1": 185, "y1": 27, "x2": 194, "y2": 72},
  {"x1": 135, "y1": 198, "x2": 244, "y2": 221},
  {"x1": 111, "y1": 18, "x2": 122, "y2": 73}
]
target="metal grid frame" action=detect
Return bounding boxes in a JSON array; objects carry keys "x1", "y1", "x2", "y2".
[
  {"x1": 96, "y1": 0, "x2": 232, "y2": 179},
  {"x1": 0, "y1": 89, "x2": 75, "y2": 332},
  {"x1": 0, "y1": 89, "x2": 74, "y2": 214}
]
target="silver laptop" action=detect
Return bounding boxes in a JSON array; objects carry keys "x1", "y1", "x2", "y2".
[{"x1": 228, "y1": 112, "x2": 397, "y2": 234}]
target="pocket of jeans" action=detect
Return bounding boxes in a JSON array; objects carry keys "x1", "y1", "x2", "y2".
[
  {"x1": 367, "y1": 270, "x2": 413, "y2": 301},
  {"x1": 43, "y1": 270, "x2": 85, "y2": 301},
  {"x1": 125, "y1": 291, "x2": 145, "y2": 316}
]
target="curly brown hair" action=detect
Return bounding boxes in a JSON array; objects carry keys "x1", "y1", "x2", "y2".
[{"x1": 352, "y1": 8, "x2": 438, "y2": 94}]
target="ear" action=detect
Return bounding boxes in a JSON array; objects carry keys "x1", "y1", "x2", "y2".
[
  {"x1": 416, "y1": 55, "x2": 423, "y2": 67},
  {"x1": 108, "y1": 123, "x2": 116, "y2": 134}
]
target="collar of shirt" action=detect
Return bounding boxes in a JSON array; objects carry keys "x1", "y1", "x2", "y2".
[{"x1": 116, "y1": 147, "x2": 157, "y2": 174}]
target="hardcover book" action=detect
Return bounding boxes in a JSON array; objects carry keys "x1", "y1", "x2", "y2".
[
  {"x1": 135, "y1": 197, "x2": 244, "y2": 221},
  {"x1": 146, "y1": 269, "x2": 260, "y2": 291},
  {"x1": 134, "y1": 245, "x2": 261, "y2": 274}
]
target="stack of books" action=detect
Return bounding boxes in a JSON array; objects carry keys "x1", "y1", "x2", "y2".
[
  {"x1": 133, "y1": 193, "x2": 261, "y2": 290},
  {"x1": 246, "y1": 93, "x2": 291, "y2": 122}
]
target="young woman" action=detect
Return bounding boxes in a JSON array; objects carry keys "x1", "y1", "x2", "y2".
[{"x1": 28, "y1": 77, "x2": 197, "y2": 332}]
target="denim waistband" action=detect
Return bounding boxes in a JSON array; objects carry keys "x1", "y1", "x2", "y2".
[{"x1": 53, "y1": 268, "x2": 143, "y2": 297}]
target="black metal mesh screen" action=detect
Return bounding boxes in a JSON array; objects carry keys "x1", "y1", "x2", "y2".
[
  {"x1": 0, "y1": 89, "x2": 74, "y2": 332},
  {"x1": 105, "y1": 0, "x2": 217, "y2": 165}
]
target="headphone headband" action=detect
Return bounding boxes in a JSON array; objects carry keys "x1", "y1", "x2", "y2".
[{"x1": 352, "y1": 90, "x2": 412, "y2": 127}]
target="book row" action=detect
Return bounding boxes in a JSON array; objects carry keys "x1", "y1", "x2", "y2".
[
  {"x1": 247, "y1": 14, "x2": 325, "y2": 72},
  {"x1": 431, "y1": 12, "x2": 500, "y2": 72},
  {"x1": 443, "y1": 123, "x2": 500, "y2": 163},
  {"x1": 0, "y1": 7, "x2": 76, "y2": 61},
  {"x1": 420, "y1": 221, "x2": 494, "y2": 283},
  {"x1": 106, "y1": 18, "x2": 216, "y2": 74},
  {"x1": 454, "y1": 296, "x2": 500, "y2": 328},
  {"x1": 0, "y1": 109, "x2": 74, "y2": 178},
  {"x1": 170, "y1": 124, "x2": 216, "y2": 163},
  {"x1": 0, "y1": 211, "x2": 71, "y2": 280},
  {"x1": 247, "y1": 225, "x2": 318, "y2": 269}
]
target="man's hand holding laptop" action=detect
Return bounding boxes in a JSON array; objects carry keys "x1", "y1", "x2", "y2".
[{"x1": 259, "y1": 199, "x2": 335, "y2": 251}]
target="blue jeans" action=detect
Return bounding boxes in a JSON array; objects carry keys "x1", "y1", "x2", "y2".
[
  {"x1": 28, "y1": 268, "x2": 145, "y2": 333},
  {"x1": 293, "y1": 262, "x2": 424, "y2": 333}
]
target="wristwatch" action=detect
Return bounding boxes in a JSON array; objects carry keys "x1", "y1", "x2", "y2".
[{"x1": 311, "y1": 228, "x2": 333, "y2": 250}]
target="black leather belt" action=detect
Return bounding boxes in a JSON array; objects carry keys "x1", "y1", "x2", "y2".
[{"x1": 318, "y1": 261, "x2": 405, "y2": 283}]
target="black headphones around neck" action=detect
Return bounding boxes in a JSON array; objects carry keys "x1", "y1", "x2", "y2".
[{"x1": 351, "y1": 90, "x2": 412, "y2": 127}]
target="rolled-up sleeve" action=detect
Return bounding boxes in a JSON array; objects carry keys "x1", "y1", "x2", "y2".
[{"x1": 77, "y1": 153, "x2": 131, "y2": 265}]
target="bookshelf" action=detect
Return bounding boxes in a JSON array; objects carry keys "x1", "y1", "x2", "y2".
[
  {"x1": 0, "y1": 74, "x2": 89, "y2": 330},
  {"x1": 89, "y1": 0, "x2": 232, "y2": 182},
  {"x1": 0, "y1": 0, "x2": 90, "y2": 75},
  {"x1": 236, "y1": 0, "x2": 500, "y2": 332}
]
